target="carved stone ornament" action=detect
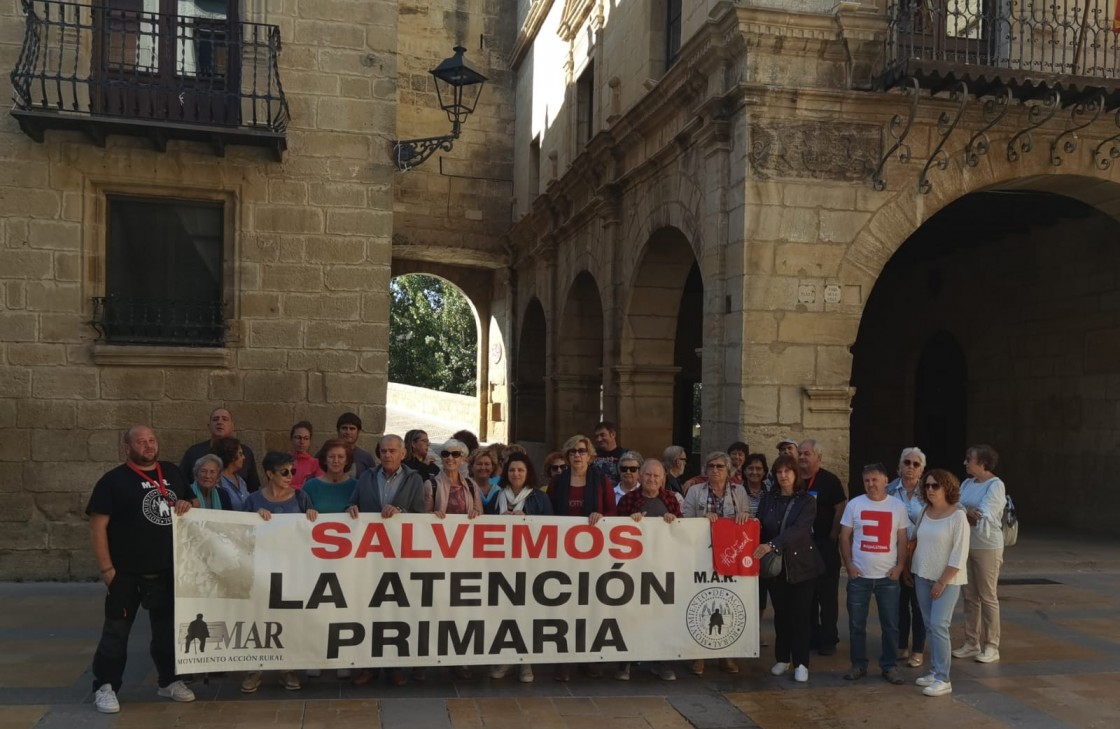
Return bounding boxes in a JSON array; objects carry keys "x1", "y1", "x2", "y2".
[{"x1": 749, "y1": 121, "x2": 880, "y2": 181}]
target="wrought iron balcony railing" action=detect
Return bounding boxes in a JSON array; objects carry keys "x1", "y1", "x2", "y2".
[
  {"x1": 880, "y1": 0, "x2": 1120, "y2": 99},
  {"x1": 10, "y1": 0, "x2": 288, "y2": 156},
  {"x1": 91, "y1": 296, "x2": 226, "y2": 347}
]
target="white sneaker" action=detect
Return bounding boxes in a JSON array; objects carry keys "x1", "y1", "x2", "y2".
[
  {"x1": 952, "y1": 642, "x2": 980, "y2": 658},
  {"x1": 770, "y1": 661, "x2": 790, "y2": 676},
  {"x1": 793, "y1": 665, "x2": 809, "y2": 683},
  {"x1": 975, "y1": 645, "x2": 1000, "y2": 663},
  {"x1": 922, "y1": 679, "x2": 953, "y2": 697},
  {"x1": 157, "y1": 680, "x2": 195, "y2": 703},
  {"x1": 915, "y1": 673, "x2": 936, "y2": 687},
  {"x1": 518, "y1": 664, "x2": 534, "y2": 683},
  {"x1": 489, "y1": 665, "x2": 511, "y2": 679},
  {"x1": 94, "y1": 683, "x2": 120, "y2": 714}
]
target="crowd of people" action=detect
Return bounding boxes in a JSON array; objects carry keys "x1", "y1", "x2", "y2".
[{"x1": 84, "y1": 408, "x2": 1009, "y2": 713}]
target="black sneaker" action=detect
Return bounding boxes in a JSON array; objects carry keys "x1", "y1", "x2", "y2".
[
  {"x1": 882, "y1": 668, "x2": 905, "y2": 685},
  {"x1": 843, "y1": 666, "x2": 867, "y2": 681}
]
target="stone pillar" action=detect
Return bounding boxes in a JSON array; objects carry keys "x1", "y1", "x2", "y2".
[
  {"x1": 551, "y1": 373, "x2": 602, "y2": 442},
  {"x1": 615, "y1": 364, "x2": 681, "y2": 460}
]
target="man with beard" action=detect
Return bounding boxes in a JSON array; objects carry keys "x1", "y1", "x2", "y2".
[
  {"x1": 179, "y1": 408, "x2": 261, "y2": 493},
  {"x1": 88, "y1": 426, "x2": 197, "y2": 713}
]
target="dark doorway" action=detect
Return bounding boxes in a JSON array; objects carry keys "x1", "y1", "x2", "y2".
[
  {"x1": 673, "y1": 262, "x2": 703, "y2": 468},
  {"x1": 914, "y1": 331, "x2": 968, "y2": 477}
]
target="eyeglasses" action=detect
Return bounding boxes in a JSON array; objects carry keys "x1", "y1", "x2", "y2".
[
  {"x1": 567, "y1": 448, "x2": 588, "y2": 456},
  {"x1": 549, "y1": 464, "x2": 565, "y2": 472},
  {"x1": 619, "y1": 465, "x2": 639, "y2": 473},
  {"x1": 923, "y1": 481, "x2": 941, "y2": 490},
  {"x1": 676, "y1": 457, "x2": 688, "y2": 463},
  {"x1": 902, "y1": 459, "x2": 922, "y2": 467},
  {"x1": 440, "y1": 450, "x2": 462, "y2": 459},
  {"x1": 706, "y1": 463, "x2": 727, "y2": 470},
  {"x1": 275, "y1": 468, "x2": 295, "y2": 477}
]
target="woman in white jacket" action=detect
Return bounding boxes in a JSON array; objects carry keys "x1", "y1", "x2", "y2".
[
  {"x1": 952, "y1": 445, "x2": 1006, "y2": 665},
  {"x1": 911, "y1": 468, "x2": 969, "y2": 698}
]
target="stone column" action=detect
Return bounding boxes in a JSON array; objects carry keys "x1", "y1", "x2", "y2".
[
  {"x1": 615, "y1": 364, "x2": 681, "y2": 460},
  {"x1": 551, "y1": 373, "x2": 603, "y2": 442}
]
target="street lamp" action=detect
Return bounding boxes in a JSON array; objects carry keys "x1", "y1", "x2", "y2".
[{"x1": 392, "y1": 46, "x2": 487, "y2": 171}]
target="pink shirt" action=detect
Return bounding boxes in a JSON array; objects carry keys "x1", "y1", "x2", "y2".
[{"x1": 291, "y1": 451, "x2": 322, "y2": 489}]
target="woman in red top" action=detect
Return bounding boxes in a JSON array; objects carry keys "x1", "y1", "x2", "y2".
[{"x1": 288, "y1": 421, "x2": 322, "y2": 489}]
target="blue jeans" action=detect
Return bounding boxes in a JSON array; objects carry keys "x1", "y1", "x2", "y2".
[
  {"x1": 899, "y1": 579, "x2": 926, "y2": 653},
  {"x1": 846, "y1": 576, "x2": 901, "y2": 670},
  {"x1": 915, "y1": 577, "x2": 961, "y2": 683}
]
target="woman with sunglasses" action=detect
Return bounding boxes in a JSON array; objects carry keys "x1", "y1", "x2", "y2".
[
  {"x1": 241, "y1": 452, "x2": 318, "y2": 694},
  {"x1": 432, "y1": 439, "x2": 483, "y2": 521},
  {"x1": 888, "y1": 447, "x2": 928, "y2": 669},
  {"x1": 548, "y1": 434, "x2": 616, "y2": 681},
  {"x1": 911, "y1": 469, "x2": 969, "y2": 697},
  {"x1": 541, "y1": 451, "x2": 566, "y2": 491},
  {"x1": 613, "y1": 451, "x2": 643, "y2": 504},
  {"x1": 682, "y1": 451, "x2": 750, "y2": 676},
  {"x1": 661, "y1": 445, "x2": 689, "y2": 495}
]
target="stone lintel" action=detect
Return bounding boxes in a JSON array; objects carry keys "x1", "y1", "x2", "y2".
[{"x1": 91, "y1": 344, "x2": 232, "y2": 368}]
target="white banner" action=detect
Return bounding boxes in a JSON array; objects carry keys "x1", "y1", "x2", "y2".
[{"x1": 173, "y1": 511, "x2": 758, "y2": 671}]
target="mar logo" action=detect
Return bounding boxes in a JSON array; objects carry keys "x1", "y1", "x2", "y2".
[
  {"x1": 141, "y1": 489, "x2": 176, "y2": 526},
  {"x1": 685, "y1": 587, "x2": 747, "y2": 650},
  {"x1": 177, "y1": 617, "x2": 285, "y2": 653}
]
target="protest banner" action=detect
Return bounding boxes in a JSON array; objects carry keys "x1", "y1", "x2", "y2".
[{"x1": 173, "y1": 511, "x2": 759, "y2": 671}]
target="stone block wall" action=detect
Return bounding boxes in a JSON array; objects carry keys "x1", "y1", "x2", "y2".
[{"x1": 0, "y1": 0, "x2": 399, "y2": 579}]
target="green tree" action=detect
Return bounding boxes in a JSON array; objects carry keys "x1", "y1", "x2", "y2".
[{"x1": 389, "y1": 274, "x2": 478, "y2": 395}]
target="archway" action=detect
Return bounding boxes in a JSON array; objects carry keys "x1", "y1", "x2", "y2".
[
  {"x1": 849, "y1": 186, "x2": 1120, "y2": 530},
  {"x1": 619, "y1": 226, "x2": 701, "y2": 460},
  {"x1": 555, "y1": 271, "x2": 604, "y2": 440},
  {"x1": 386, "y1": 273, "x2": 480, "y2": 444},
  {"x1": 514, "y1": 297, "x2": 547, "y2": 443}
]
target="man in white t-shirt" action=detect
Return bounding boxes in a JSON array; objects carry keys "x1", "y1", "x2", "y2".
[{"x1": 839, "y1": 462, "x2": 910, "y2": 685}]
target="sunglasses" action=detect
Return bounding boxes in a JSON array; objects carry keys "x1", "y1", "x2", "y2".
[
  {"x1": 706, "y1": 463, "x2": 727, "y2": 470},
  {"x1": 567, "y1": 448, "x2": 588, "y2": 456},
  {"x1": 923, "y1": 481, "x2": 942, "y2": 490},
  {"x1": 619, "y1": 465, "x2": 639, "y2": 473},
  {"x1": 549, "y1": 464, "x2": 565, "y2": 472},
  {"x1": 440, "y1": 450, "x2": 462, "y2": 459},
  {"x1": 274, "y1": 468, "x2": 296, "y2": 477},
  {"x1": 902, "y1": 459, "x2": 922, "y2": 467}
]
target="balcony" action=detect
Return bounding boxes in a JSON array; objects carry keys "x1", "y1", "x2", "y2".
[
  {"x1": 10, "y1": 0, "x2": 288, "y2": 158},
  {"x1": 878, "y1": 0, "x2": 1120, "y2": 106},
  {"x1": 91, "y1": 295, "x2": 226, "y2": 347}
]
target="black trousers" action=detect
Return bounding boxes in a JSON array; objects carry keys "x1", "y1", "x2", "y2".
[
  {"x1": 91, "y1": 570, "x2": 177, "y2": 692},
  {"x1": 767, "y1": 577, "x2": 816, "y2": 668},
  {"x1": 811, "y1": 536, "x2": 841, "y2": 649}
]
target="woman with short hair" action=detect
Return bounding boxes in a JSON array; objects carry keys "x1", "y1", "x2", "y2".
[
  {"x1": 613, "y1": 451, "x2": 643, "y2": 503},
  {"x1": 288, "y1": 420, "x2": 322, "y2": 489},
  {"x1": 303, "y1": 439, "x2": 357, "y2": 515},
  {"x1": 753, "y1": 454, "x2": 824, "y2": 684},
  {"x1": 661, "y1": 445, "x2": 688, "y2": 495},
  {"x1": 211, "y1": 437, "x2": 250, "y2": 511},
  {"x1": 241, "y1": 452, "x2": 318, "y2": 694},
  {"x1": 469, "y1": 447, "x2": 501, "y2": 514},
  {"x1": 913, "y1": 469, "x2": 970, "y2": 697},
  {"x1": 541, "y1": 451, "x2": 566, "y2": 491},
  {"x1": 681, "y1": 451, "x2": 750, "y2": 676},
  {"x1": 952, "y1": 444, "x2": 1006, "y2": 665},
  {"x1": 191, "y1": 454, "x2": 230, "y2": 510},
  {"x1": 432, "y1": 439, "x2": 483, "y2": 521}
]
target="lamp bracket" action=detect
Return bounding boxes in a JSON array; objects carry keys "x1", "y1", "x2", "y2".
[{"x1": 392, "y1": 132, "x2": 459, "y2": 171}]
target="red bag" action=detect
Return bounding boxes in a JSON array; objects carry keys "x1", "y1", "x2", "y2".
[{"x1": 711, "y1": 519, "x2": 761, "y2": 576}]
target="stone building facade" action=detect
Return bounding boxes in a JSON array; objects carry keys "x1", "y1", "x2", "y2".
[
  {"x1": 0, "y1": 0, "x2": 514, "y2": 578},
  {"x1": 4, "y1": 0, "x2": 1120, "y2": 579},
  {"x1": 505, "y1": 0, "x2": 1120, "y2": 533}
]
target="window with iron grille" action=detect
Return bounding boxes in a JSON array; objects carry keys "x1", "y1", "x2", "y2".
[{"x1": 94, "y1": 195, "x2": 226, "y2": 346}]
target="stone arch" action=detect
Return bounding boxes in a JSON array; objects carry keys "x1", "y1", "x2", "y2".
[
  {"x1": 388, "y1": 262, "x2": 494, "y2": 440},
  {"x1": 554, "y1": 270, "x2": 605, "y2": 440},
  {"x1": 847, "y1": 168, "x2": 1120, "y2": 532},
  {"x1": 617, "y1": 226, "x2": 702, "y2": 458},
  {"x1": 514, "y1": 296, "x2": 548, "y2": 443}
]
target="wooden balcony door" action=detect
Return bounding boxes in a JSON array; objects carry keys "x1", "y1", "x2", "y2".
[{"x1": 93, "y1": 0, "x2": 240, "y2": 125}]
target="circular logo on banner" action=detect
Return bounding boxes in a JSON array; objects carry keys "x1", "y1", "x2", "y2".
[
  {"x1": 685, "y1": 587, "x2": 747, "y2": 650},
  {"x1": 142, "y1": 489, "x2": 176, "y2": 526}
]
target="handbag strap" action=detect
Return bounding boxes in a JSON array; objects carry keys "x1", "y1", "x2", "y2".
[
  {"x1": 912, "y1": 507, "x2": 926, "y2": 537},
  {"x1": 776, "y1": 497, "x2": 795, "y2": 534}
]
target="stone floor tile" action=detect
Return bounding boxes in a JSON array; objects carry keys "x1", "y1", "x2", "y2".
[{"x1": 0, "y1": 706, "x2": 48, "y2": 729}]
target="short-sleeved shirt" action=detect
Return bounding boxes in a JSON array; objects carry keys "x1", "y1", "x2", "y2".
[
  {"x1": 841, "y1": 494, "x2": 911, "y2": 578},
  {"x1": 807, "y1": 468, "x2": 846, "y2": 540},
  {"x1": 86, "y1": 461, "x2": 192, "y2": 574}
]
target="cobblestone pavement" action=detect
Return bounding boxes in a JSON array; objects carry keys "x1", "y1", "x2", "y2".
[{"x1": 3, "y1": 534, "x2": 1118, "y2": 729}]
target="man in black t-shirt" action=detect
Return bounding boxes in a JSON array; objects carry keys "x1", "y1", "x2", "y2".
[
  {"x1": 178, "y1": 407, "x2": 261, "y2": 493},
  {"x1": 593, "y1": 420, "x2": 627, "y2": 486},
  {"x1": 87, "y1": 425, "x2": 197, "y2": 714},
  {"x1": 799, "y1": 439, "x2": 849, "y2": 656}
]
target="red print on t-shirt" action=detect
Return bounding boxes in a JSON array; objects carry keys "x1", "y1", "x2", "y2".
[{"x1": 859, "y1": 511, "x2": 892, "y2": 553}]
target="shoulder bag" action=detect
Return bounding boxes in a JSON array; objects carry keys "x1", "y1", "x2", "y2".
[
  {"x1": 759, "y1": 498, "x2": 795, "y2": 579},
  {"x1": 983, "y1": 479, "x2": 1018, "y2": 547},
  {"x1": 902, "y1": 507, "x2": 926, "y2": 586}
]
